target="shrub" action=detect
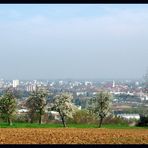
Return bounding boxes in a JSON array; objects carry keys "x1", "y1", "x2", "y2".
[
  {"x1": 14, "y1": 114, "x2": 29, "y2": 123},
  {"x1": 0, "y1": 113, "x2": 16, "y2": 123},
  {"x1": 14, "y1": 113, "x2": 51, "y2": 124},
  {"x1": 102, "y1": 115, "x2": 129, "y2": 125},
  {"x1": 136, "y1": 115, "x2": 148, "y2": 126},
  {"x1": 67, "y1": 109, "x2": 97, "y2": 124}
]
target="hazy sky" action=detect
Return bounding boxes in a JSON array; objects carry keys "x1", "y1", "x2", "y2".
[{"x1": 0, "y1": 4, "x2": 148, "y2": 80}]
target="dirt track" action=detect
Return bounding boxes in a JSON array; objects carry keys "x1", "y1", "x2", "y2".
[{"x1": 0, "y1": 128, "x2": 148, "y2": 144}]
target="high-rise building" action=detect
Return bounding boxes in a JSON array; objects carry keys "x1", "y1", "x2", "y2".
[
  {"x1": 112, "y1": 80, "x2": 115, "y2": 88},
  {"x1": 13, "y1": 80, "x2": 19, "y2": 88},
  {"x1": 26, "y1": 84, "x2": 37, "y2": 92},
  {"x1": 0, "y1": 79, "x2": 4, "y2": 88}
]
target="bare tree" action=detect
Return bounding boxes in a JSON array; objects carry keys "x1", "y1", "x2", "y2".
[
  {"x1": 88, "y1": 91, "x2": 112, "y2": 128},
  {"x1": 51, "y1": 93, "x2": 77, "y2": 127},
  {"x1": 0, "y1": 88, "x2": 17, "y2": 126}
]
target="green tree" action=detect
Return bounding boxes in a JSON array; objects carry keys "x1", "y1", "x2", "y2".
[
  {"x1": 26, "y1": 87, "x2": 48, "y2": 124},
  {"x1": 0, "y1": 89, "x2": 17, "y2": 125},
  {"x1": 51, "y1": 93, "x2": 77, "y2": 127},
  {"x1": 88, "y1": 91, "x2": 112, "y2": 128}
]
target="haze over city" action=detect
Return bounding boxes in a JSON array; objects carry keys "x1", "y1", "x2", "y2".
[{"x1": 0, "y1": 4, "x2": 148, "y2": 80}]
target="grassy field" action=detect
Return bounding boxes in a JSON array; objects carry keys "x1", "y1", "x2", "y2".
[{"x1": 0, "y1": 122, "x2": 147, "y2": 129}]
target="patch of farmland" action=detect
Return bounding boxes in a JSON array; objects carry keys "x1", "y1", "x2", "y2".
[{"x1": 0, "y1": 128, "x2": 148, "y2": 144}]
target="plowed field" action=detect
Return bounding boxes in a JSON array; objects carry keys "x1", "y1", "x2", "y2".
[{"x1": 0, "y1": 128, "x2": 148, "y2": 144}]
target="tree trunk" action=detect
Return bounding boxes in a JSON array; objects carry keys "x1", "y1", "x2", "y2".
[
  {"x1": 39, "y1": 114, "x2": 43, "y2": 124},
  {"x1": 58, "y1": 110, "x2": 66, "y2": 127},
  {"x1": 30, "y1": 119, "x2": 33, "y2": 123},
  {"x1": 99, "y1": 117, "x2": 103, "y2": 128},
  {"x1": 61, "y1": 116, "x2": 66, "y2": 127},
  {"x1": 8, "y1": 117, "x2": 13, "y2": 126},
  {"x1": 30, "y1": 113, "x2": 34, "y2": 123}
]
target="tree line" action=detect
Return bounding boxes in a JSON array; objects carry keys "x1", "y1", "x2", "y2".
[{"x1": 0, "y1": 87, "x2": 112, "y2": 128}]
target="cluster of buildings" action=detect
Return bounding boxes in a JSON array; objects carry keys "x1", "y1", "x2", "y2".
[
  {"x1": 0, "y1": 78, "x2": 147, "y2": 121},
  {"x1": 0, "y1": 78, "x2": 147, "y2": 99}
]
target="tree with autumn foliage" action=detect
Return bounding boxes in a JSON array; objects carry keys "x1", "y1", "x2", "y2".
[{"x1": 0, "y1": 88, "x2": 17, "y2": 125}]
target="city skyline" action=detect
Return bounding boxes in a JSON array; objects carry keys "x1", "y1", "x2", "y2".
[{"x1": 0, "y1": 4, "x2": 148, "y2": 80}]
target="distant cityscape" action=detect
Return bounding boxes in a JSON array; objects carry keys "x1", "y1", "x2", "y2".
[{"x1": 0, "y1": 75, "x2": 148, "y2": 120}]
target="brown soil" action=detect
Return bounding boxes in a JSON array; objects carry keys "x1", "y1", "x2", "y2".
[{"x1": 0, "y1": 128, "x2": 148, "y2": 144}]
